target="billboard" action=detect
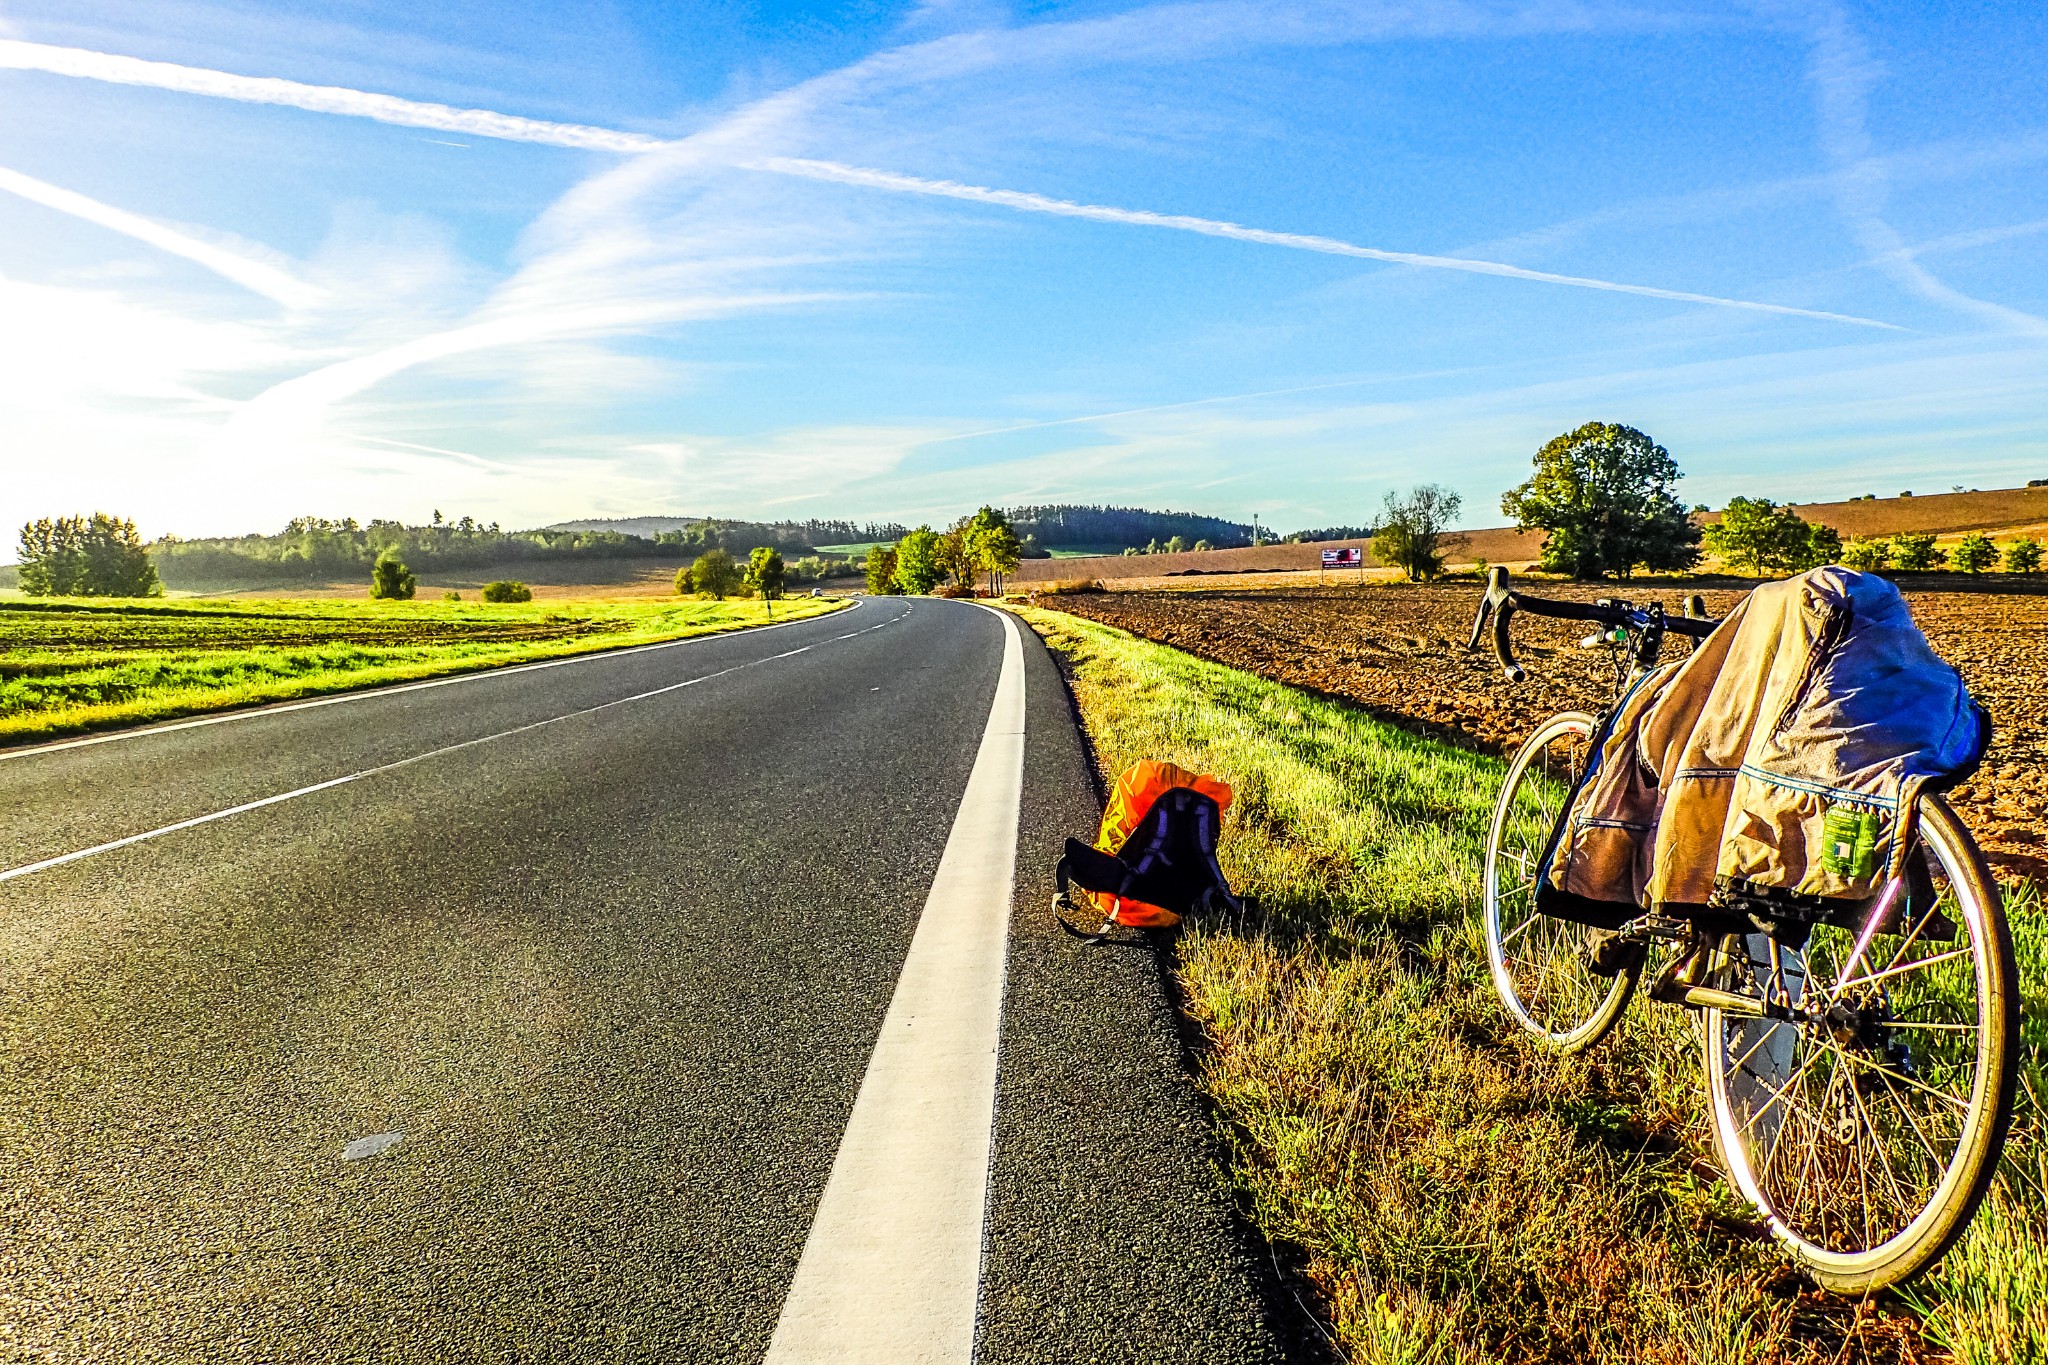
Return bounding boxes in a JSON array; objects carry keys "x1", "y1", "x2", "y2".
[{"x1": 1321, "y1": 547, "x2": 1363, "y2": 567}]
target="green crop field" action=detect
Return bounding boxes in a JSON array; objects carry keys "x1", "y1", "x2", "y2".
[
  {"x1": 1014, "y1": 604, "x2": 2048, "y2": 1365},
  {"x1": 0, "y1": 594, "x2": 844, "y2": 744}
]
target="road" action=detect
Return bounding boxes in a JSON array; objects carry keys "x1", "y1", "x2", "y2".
[{"x1": 0, "y1": 598, "x2": 1302, "y2": 1362}]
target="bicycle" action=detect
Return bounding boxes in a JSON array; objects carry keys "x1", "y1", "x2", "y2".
[{"x1": 1467, "y1": 567, "x2": 2017, "y2": 1292}]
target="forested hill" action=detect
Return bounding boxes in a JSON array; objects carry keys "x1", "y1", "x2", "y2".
[
  {"x1": 146, "y1": 515, "x2": 858, "y2": 588},
  {"x1": 547, "y1": 516, "x2": 909, "y2": 545},
  {"x1": 1003, "y1": 505, "x2": 1257, "y2": 551}
]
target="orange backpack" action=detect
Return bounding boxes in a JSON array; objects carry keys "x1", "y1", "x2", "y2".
[{"x1": 1055, "y1": 760, "x2": 1239, "y2": 939}]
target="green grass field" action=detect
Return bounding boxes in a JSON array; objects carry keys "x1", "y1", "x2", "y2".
[
  {"x1": 1015, "y1": 605, "x2": 2048, "y2": 1365},
  {"x1": 0, "y1": 594, "x2": 844, "y2": 744}
]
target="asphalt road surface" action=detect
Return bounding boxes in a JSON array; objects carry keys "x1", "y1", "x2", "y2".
[{"x1": 0, "y1": 598, "x2": 1300, "y2": 1362}]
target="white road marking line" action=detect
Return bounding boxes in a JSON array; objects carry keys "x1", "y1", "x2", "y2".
[
  {"x1": 341, "y1": 1132, "x2": 403, "y2": 1161},
  {"x1": 765, "y1": 604, "x2": 1024, "y2": 1365},
  {"x1": 0, "y1": 608, "x2": 912, "y2": 885},
  {"x1": 0, "y1": 598, "x2": 867, "y2": 764}
]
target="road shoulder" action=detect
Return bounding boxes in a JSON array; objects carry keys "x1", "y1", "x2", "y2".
[{"x1": 976, "y1": 612, "x2": 1309, "y2": 1364}]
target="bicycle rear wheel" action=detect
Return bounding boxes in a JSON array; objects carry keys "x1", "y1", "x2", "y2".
[
  {"x1": 1703, "y1": 795, "x2": 2018, "y2": 1291},
  {"x1": 1483, "y1": 711, "x2": 1637, "y2": 1051}
]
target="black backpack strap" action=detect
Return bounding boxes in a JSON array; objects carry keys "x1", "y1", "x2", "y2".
[{"x1": 1059, "y1": 837, "x2": 1137, "y2": 898}]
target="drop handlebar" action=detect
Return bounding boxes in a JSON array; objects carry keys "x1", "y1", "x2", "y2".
[{"x1": 1466, "y1": 566, "x2": 1716, "y2": 683}]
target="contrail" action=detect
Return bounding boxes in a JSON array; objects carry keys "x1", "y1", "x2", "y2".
[
  {"x1": 0, "y1": 38, "x2": 666, "y2": 153},
  {"x1": 754, "y1": 157, "x2": 1903, "y2": 330},
  {"x1": 4, "y1": 36, "x2": 1900, "y2": 329},
  {"x1": 0, "y1": 163, "x2": 323, "y2": 307}
]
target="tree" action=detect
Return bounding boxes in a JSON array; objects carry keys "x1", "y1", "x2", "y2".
[
  {"x1": 2003, "y1": 538, "x2": 2043, "y2": 574},
  {"x1": 1803, "y1": 523, "x2": 1844, "y2": 569},
  {"x1": 745, "y1": 546, "x2": 786, "y2": 600},
  {"x1": 864, "y1": 544, "x2": 899, "y2": 594},
  {"x1": 17, "y1": 513, "x2": 163, "y2": 596},
  {"x1": 1370, "y1": 484, "x2": 1465, "y2": 582},
  {"x1": 686, "y1": 548, "x2": 742, "y2": 599},
  {"x1": 1952, "y1": 533, "x2": 1996, "y2": 575},
  {"x1": 370, "y1": 552, "x2": 416, "y2": 600},
  {"x1": 1499, "y1": 422, "x2": 1700, "y2": 579},
  {"x1": 1892, "y1": 532, "x2": 1947, "y2": 571},
  {"x1": 1702, "y1": 497, "x2": 1816, "y2": 576},
  {"x1": 894, "y1": 527, "x2": 943, "y2": 594},
  {"x1": 1841, "y1": 536, "x2": 1893, "y2": 571},
  {"x1": 940, "y1": 529, "x2": 978, "y2": 589},
  {"x1": 480, "y1": 580, "x2": 532, "y2": 602},
  {"x1": 963, "y1": 506, "x2": 1023, "y2": 594}
]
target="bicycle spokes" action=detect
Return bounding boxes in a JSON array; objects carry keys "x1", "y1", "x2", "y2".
[
  {"x1": 1484, "y1": 713, "x2": 1636, "y2": 1050},
  {"x1": 1706, "y1": 800, "x2": 2012, "y2": 1286}
]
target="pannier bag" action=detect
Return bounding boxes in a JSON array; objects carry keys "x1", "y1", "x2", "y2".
[
  {"x1": 1542, "y1": 568, "x2": 1985, "y2": 937},
  {"x1": 1056, "y1": 760, "x2": 1240, "y2": 939}
]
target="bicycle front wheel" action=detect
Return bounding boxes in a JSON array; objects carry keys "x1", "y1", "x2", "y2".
[
  {"x1": 1484, "y1": 711, "x2": 1637, "y2": 1051},
  {"x1": 1703, "y1": 795, "x2": 2018, "y2": 1292}
]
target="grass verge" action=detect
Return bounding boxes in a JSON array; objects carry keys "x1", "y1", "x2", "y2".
[
  {"x1": 0, "y1": 595, "x2": 844, "y2": 744},
  {"x1": 1014, "y1": 604, "x2": 2048, "y2": 1365}
]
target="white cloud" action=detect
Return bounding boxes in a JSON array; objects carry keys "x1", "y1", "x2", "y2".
[
  {"x1": 0, "y1": 38, "x2": 667, "y2": 152},
  {"x1": 0, "y1": 163, "x2": 322, "y2": 307},
  {"x1": 1807, "y1": 8, "x2": 2048, "y2": 340},
  {"x1": 752, "y1": 156, "x2": 1901, "y2": 329}
]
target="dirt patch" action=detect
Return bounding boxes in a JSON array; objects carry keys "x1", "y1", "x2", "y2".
[{"x1": 1040, "y1": 576, "x2": 2047, "y2": 880}]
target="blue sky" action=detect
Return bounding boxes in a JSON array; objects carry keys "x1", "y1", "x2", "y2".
[{"x1": 1, "y1": 0, "x2": 2044, "y2": 541}]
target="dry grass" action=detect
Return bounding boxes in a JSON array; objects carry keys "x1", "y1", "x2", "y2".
[{"x1": 1012, "y1": 605, "x2": 2048, "y2": 1364}]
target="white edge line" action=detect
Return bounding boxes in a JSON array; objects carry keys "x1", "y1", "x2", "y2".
[
  {"x1": 0, "y1": 602, "x2": 913, "y2": 885},
  {"x1": 0, "y1": 598, "x2": 863, "y2": 763}
]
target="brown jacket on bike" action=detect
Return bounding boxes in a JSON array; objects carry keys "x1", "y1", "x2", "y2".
[{"x1": 1549, "y1": 567, "x2": 1984, "y2": 922}]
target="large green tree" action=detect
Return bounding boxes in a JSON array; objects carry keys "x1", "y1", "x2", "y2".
[
  {"x1": 1370, "y1": 484, "x2": 1464, "y2": 581},
  {"x1": 963, "y1": 506, "x2": 1023, "y2": 593},
  {"x1": 17, "y1": 513, "x2": 163, "y2": 597},
  {"x1": 1702, "y1": 497, "x2": 1816, "y2": 576},
  {"x1": 1500, "y1": 423, "x2": 1700, "y2": 580},
  {"x1": 745, "y1": 546, "x2": 787, "y2": 600},
  {"x1": 863, "y1": 544, "x2": 899, "y2": 595},
  {"x1": 894, "y1": 527, "x2": 943, "y2": 594},
  {"x1": 685, "y1": 547, "x2": 743, "y2": 599}
]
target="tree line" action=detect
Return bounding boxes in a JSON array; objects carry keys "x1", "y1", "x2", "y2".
[
  {"x1": 1004, "y1": 504, "x2": 1257, "y2": 552},
  {"x1": 18, "y1": 434, "x2": 2042, "y2": 600},
  {"x1": 848, "y1": 507, "x2": 1024, "y2": 598},
  {"x1": 143, "y1": 513, "x2": 855, "y2": 587},
  {"x1": 1366, "y1": 420, "x2": 2046, "y2": 583}
]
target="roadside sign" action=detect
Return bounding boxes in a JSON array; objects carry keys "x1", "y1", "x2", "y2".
[{"x1": 1321, "y1": 547, "x2": 1362, "y2": 567}]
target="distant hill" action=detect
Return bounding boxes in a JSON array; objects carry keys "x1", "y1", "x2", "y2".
[
  {"x1": 1733, "y1": 484, "x2": 2048, "y2": 539},
  {"x1": 545, "y1": 515, "x2": 704, "y2": 537},
  {"x1": 547, "y1": 516, "x2": 910, "y2": 544},
  {"x1": 1005, "y1": 504, "x2": 1259, "y2": 552}
]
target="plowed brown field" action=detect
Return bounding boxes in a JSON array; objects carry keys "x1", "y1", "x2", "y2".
[{"x1": 1042, "y1": 577, "x2": 2048, "y2": 880}]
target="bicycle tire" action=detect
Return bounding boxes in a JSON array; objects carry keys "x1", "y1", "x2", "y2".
[
  {"x1": 1703, "y1": 794, "x2": 2018, "y2": 1292},
  {"x1": 1483, "y1": 711, "x2": 1638, "y2": 1051}
]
